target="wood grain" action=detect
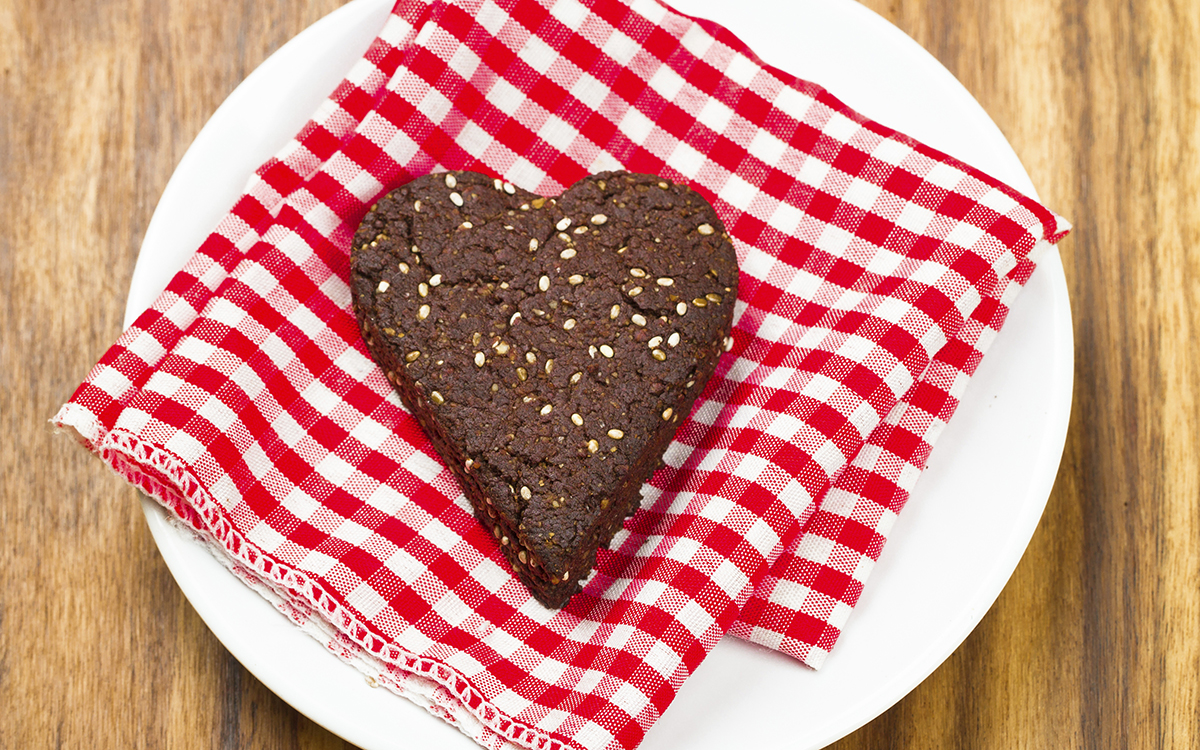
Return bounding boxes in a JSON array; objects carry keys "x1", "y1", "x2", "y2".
[{"x1": 1, "y1": 0, "x2": 1196, "y2": 748}]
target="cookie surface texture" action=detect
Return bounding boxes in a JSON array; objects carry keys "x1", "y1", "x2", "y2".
[{"x1": 351, "y1": 171, "x2": 738, "y2": 608}]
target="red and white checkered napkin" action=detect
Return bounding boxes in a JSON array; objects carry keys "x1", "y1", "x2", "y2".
[
  {"x1": 732, "y1": 254, "x2": 1040, "y2": 666},
  {"x1": 56, "y1": 0, "x2": 1069, "y2": 747}
]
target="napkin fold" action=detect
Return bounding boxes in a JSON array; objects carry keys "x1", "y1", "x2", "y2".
[
  {"x1": 732, "y1": 252, "x2": 1041, "y2": 666},
  {"x1": 56, "y1": 0, "x2": 1068, "y2": 748}
]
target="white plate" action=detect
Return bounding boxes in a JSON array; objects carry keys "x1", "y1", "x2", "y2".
[{"x1": 128, "y1": 0, "x2": 1072, "y2": 748}]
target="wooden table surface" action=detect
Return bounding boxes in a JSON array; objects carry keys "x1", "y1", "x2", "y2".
[{"x1": 3, "y1": 0, "x2": 1197, "y2": 747}]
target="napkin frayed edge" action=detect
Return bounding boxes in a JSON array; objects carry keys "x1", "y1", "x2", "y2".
[{"x1": 52, "y1": 403, "x2": 572, "y2": 750}]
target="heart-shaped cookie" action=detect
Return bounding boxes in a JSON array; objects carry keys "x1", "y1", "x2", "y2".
[{"x1": 351, "y1": 171, "x2": 738, "y2": 607}]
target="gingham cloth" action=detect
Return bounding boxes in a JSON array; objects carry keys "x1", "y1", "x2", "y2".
[
  {"x1": 730, "y1": 253, "x2": 1038, "y2": 665},
  {"x1": 55, "y1": 0, "x2": 1069, "y2": 748}
]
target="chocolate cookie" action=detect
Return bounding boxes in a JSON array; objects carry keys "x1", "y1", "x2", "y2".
[{"x1": 350, "y1": 171, "x2": 738, "y2": 608}]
